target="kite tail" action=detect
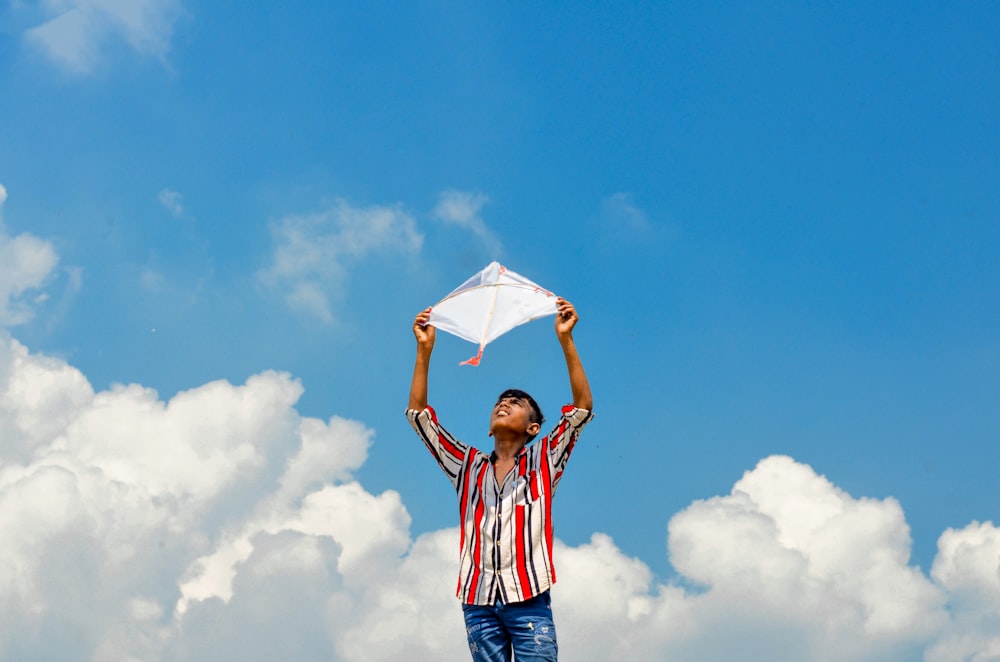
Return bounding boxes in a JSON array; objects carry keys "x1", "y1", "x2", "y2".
[{"x1": 460, "y1": 346, "x2": 484, "y2": 366}]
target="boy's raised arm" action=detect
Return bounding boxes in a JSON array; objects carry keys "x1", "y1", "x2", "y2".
[
  {"x1": 554, "y1": 298, "x2": 593, "y2": 411},
  {"x1": 408, "y1": 307, "x2": 435, "y2": 411}
]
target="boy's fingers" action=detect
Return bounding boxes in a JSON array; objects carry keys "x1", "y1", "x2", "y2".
[{"x1": 557, "y1": 303, "x2": 576, "y2": 318}]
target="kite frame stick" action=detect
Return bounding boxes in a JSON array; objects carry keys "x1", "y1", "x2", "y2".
[{"x1": 460, "y1": 280, "x2": 501, "y2": 366}]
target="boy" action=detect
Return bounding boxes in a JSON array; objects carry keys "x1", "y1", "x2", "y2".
[{"x1": 406, "y1": 297, "x2": 594, "y2": 662}]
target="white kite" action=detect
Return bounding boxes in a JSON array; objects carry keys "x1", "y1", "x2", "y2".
[{"x1": 428, "y1": 261, "x2": 558, "y2": 365}]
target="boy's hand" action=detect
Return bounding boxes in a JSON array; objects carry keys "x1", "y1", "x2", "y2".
[
  {"x1": 554, "y1": 297, "x2": 579, "y2": 339},
  {"x1": 413, "y1": 307, "x2": 436, "y2": 350}
]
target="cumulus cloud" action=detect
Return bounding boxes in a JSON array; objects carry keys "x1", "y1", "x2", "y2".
[
  {"x1": 1, "y1": 335, "x2": 999, "y2": 660},
  {"x1": 926, "y1": 521, "x2": 1000, "y2": 661},
  {"x1": 661, "y1": 456, "x2": 947, "y2": 660},
  {"x1": 25, "y1": 0, "x2": 181, "y2": 75},
  {"x1": 0, "y1": 335, "x2": 379, "y2": 659},
  {"x1": 433, "y1": 190, "x2": 502, "y2": 257},
  {"x1": 257, "y1": 199, "x2": 423, "y2": 322},
  {"x1": 0, "y1": 184, "x2": 60, "y2": 326}
]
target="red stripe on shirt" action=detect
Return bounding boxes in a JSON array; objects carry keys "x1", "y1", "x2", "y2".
[{"x1": 515, "y1": 503, "x2": 531, "y2": 595}]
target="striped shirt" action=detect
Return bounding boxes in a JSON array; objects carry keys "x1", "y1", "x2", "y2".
[{"x1": 406, "y1": 404, "x2": 593, "y2": 605}]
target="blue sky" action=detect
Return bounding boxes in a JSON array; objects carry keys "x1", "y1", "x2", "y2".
[{"x1": 1, "y1": 2, "x2": 999, "y2": 659}]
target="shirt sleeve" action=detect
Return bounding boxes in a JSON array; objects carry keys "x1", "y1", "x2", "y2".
[
  {"x1": 544, "y1": 405, "x2": 594, "y2": 489},
  {"x1": 406, "y1": 406, "x2": 469, "y2": 489}
]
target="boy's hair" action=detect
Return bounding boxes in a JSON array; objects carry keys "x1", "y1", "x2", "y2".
[{"x1": 497, "y1": 389, "x2": 545, "y2": 437}]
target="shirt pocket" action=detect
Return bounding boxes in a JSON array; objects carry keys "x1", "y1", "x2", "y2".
[{"x1": 514, "y1": 470, "x2": 541, "y2": 507}]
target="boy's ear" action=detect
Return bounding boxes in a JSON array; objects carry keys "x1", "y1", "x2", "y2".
[{"x1": 527, "y1": 422, "x2": 541, "y2": 436}]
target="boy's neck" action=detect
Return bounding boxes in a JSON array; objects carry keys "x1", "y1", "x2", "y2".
[{"x1": 492, "y1": 434, "x2": 528, "y2": 460}]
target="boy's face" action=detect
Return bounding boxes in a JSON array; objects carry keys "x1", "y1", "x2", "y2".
[{"x1": 489, "y1": 394, "x2": 541, "y2": 440}]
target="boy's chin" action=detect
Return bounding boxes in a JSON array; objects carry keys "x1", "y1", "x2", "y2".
[{"x1": 489, "y1": 422, "x2": 521, "y2": 437}]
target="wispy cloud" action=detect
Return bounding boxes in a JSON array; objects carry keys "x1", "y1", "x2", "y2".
[
  {"x1": 158, "y1": 188, "x2": 184, "y2": 217},
  {"x1": 2, "y1": 335, "x2": 1000, "y2": 658},
  {"x1": 25, "y1": 0, "x2": 182, "y2": 75},
  {"x1": 433, "y1": 190, "x2": 502, "y2": 257},
  {"x1": 0, "y1": 184, "x2": 60, "y2": 326},
  {"x1": 600, "y1": 192, "x2": 651, "y2": 234},
  {"x1": 257, "y1": 199, "x2": 423, "y2": 323}
]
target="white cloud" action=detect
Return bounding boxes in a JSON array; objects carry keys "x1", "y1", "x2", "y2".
[
  {"x1": 165, "y1": 531, "x2": 345, "y2": 661},
  {"x1": 258, "y1": 199, "x2": 423, "y2": 322},
  {"x1": 25, "y1": 0, "x2": 181, "y2": 74},
  {"x1": 0, "y1": 337, "x2": 93, "y2": 462},
  {"x1": 158, "y1": 188, "x2": 184, "y2": 217},
  {"x1": 600, "y1": 192, "x2": 651, "y2": 234},
  {"x1": 0, "y1": 335, "x2": 381, "y2": 659},
  {"x1": 0, "y1": 185, "x2": 60, "y2": 327},
  {"x1": 1, "y1": 336, "x2": 999, "y2": 660},
  {"x1": 433, "y1": 190, "x2": 502, "y2": 256},
  {"x1": 926, "y1": 521, "x2": 1000, "y2": 661},
  {"x1": 661, "y1": 456, "x2": 947, "y2": 660}
]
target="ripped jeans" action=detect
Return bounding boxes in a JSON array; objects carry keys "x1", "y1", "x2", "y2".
[{"x1": 462, "y1": 591, "x2": 558, "y2": 661}]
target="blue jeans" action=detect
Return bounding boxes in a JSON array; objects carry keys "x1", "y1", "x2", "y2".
[{"x1": 462, "y1": 591, "x2": 558, "y2": 661}]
